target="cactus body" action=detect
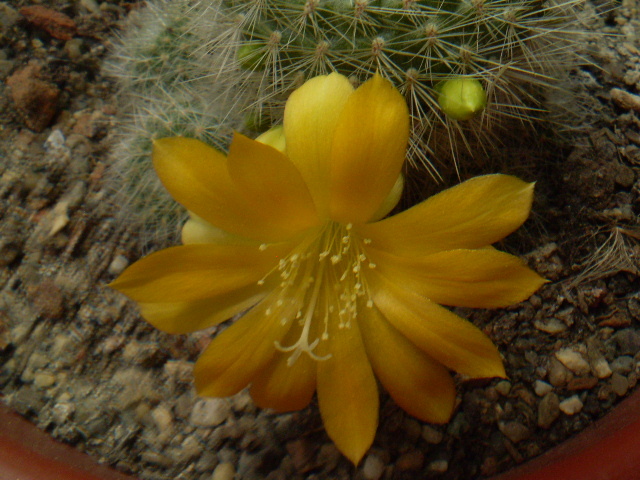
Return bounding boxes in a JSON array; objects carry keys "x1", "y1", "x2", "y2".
[{"x1": 107, "y1": 0, "x2": 587, "y2": 247}]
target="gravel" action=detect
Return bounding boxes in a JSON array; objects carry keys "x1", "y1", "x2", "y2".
[{"x1": 0, "y1": 1, "x2": 638, "y2": 480}]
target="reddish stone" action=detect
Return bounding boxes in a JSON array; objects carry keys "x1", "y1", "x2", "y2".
[
  {"x1": 567, "y1": 376, "x2": 599, "y2": 391},
  {"x1": 29, "y1": 279, "x2": 65, "y2": 320},
  {"x1": 395, "y1": 450, "x2": 424, "y2": 471},
  {"x1": 598, "y1": 315, "x2": 632, "y2": 328},
  {"x1": 7, "y1": 64, "x2": 60, "y2": 132},
  {"x1": 285, "y1": 438, "x2": 317, "y2": 473},
  {"x1": 19, "y1": 5, "x2": 76, "y2": 41}
]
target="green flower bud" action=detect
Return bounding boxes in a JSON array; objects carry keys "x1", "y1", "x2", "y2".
[{"x1": 437, "y1": 78, "x2": 487, "y2": 121}]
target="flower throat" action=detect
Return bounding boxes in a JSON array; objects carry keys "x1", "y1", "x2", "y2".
[{"x1": 258, "y1": 222, "x2": 376, "y2": 366}]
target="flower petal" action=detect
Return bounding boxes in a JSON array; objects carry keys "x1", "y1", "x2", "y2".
[
  {"x1": 249, "y1": 323, "x2": 317, "y2": 412},
  {"x1": 137, "y1": 283, "x2": 267, "y2": 334},
  {"x1": 329, "y1": 75, "x2": 410, "y2": 224},
  {"x1": 357, "y1": 175, "x2": 534, "y2": 256},
  {"x1": 256, "y1": 125, "x2": 286, "y2": 152},
  {"x1": 284, "y1": 73, "x2": 354, "y2": 216},
  {"x1": 153, "y1": 137, "x2": 303, "y2": 242},
  {"x1": 368, "y1": 247, "x2": 546, "y2": 308},
  {"x1": 369, "y1": 174, "x2": 404, "y2": 222},
  {"x1": 370, "y1": 273, "x2": 506, "y2": 379},
  {"x1": 227, "y1": 132, "x2": 319, "y2": 234},
  {"x1": 109, "y1": 243, "x2": 291, "y2": 303},
  {"x1": 194, "y1": 295, "x2": 296, "y2": 398},
  {"x1": 359, "y1": 307, "x2": 456, "y2": 423},
  {"x1": 316, "y1": 307, "x2": 379, "y2": 465},
  {"x1": 181, "y1": 212, "x2": 257, "y2": 245}
]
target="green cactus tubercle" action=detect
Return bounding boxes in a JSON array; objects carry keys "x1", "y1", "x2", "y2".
[{"x1": 227, "y1": 0, "x2": 563, "y2": 121}]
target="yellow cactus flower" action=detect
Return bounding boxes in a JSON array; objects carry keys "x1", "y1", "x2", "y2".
[{"x1": 110, "y1": 73, "x2": 545, "y2": 465}]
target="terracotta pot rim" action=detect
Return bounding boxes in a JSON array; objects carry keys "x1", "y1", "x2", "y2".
[{"x1": 1, "y1": 389, "x2": 639, "y2": 480}]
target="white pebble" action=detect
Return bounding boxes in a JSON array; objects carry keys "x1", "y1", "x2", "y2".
[
  {"x1": 189, "y1": 398, "x2": 231, "y2": 427},
  {"x1": 559, "y1": 395, "x2": 584, "y2": 415},
  {"x1": 534, "y1": 318, "x2": 568, "y2": 334},
  {"x1": 555, "y1": 349, "x2": 591, "y2": 375},
  {"x1": 108, "y1": 255, "x2": 129, "y2": 275},
  {"x1": 591, "y1": 357, "x2": 613, "y2": 379},
  {"x1": 151, "y1": 404, "x2": 173, "y2": 431}
]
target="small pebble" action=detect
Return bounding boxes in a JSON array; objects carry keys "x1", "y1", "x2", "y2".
[
  {"x1": 30, "y1": 280, "x2": 64, "y2": 320},
  {"x1": 363, "y1": 454, "x2": 385, "y2": 480},
  {"x1": 189, "y1": 398, "x2": 232, "y2": 427},
  {"x1": 33, "y1": 372, "x2": 56, "y2": 388},
  {"x1": 422, "y1": 425, "x2": 444, "y2": 444},
  {"x1": 610, "y1": 372, "x2": 629, "y2": 396},
  {"x1": 151, "y1": 404, "x2": 173, "y2": 432},
  {"x1": 80, "y1": 0, "x2": 100, "y2": 13},
  {"x1": 611, "y1": 87, "x2": 640, "y2": 113},
  {"x1": 428, "y1": 459, "x2": 449, "y2": 473},
  {"x1": 211, "y1": 462, "x2": 235, "y2": 480},
  {"x1": 567, "y1": 376, "x2": 598, "y2": 391},
  {"x1": 548, "y1": 358, "x2": 571, "y2": 387},
  {"x1": 559, "y1": 395, "x2": 584, "y2": 415},
  {"x1": 612, "y1": 329, "x2": 640, "y2": 356},
  {"x1": 52, "y1": 401, "x2": 75, "y2": 423},
  {"x1": 108, "y1": 254, "x2": 129, "y2": 276},
  {"x1": 534, "y1": 380, "x2": 553, "y2": 397},
  {"x1": 534, "y1": 318, "x2": 568, "y2": 334},
  {"x1": 179, "y1": 435, "x2": 203, "y2": 462},
  {"x1": 395, "y1": 450, "x2": 424, "y2": 471},
  {"x1": 610, "y1": 356, "x2": 635, "y2": 375},
  {"x1": 495, "y1": 380, "x2": 512, "y2": 396},
  {"x1": 591, "y1": 357, "x2": 613, "y2": 379},
  {"x1": 316, "y1": 444, "x2": 341, "y2": 472},
  {"x1": 555, "y1": 349, "x2": 591, "y2": 376},
  {"x1": 285, "y1": 438, "x2": 315, "y2": 472},
  {"x1": 538, "y1": 393, "x2": 560, "y2": 428},
  {"x1": 499, "y1": 421, "x2": 531, "y2": 444}
]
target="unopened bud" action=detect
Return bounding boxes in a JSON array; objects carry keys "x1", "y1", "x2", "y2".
[{"x1": 437, "y1": 78, "x2": 487, "y2": 121}]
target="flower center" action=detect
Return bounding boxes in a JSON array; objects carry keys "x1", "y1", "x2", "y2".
[{"x1": 259, "y1": 222, "x2": 375, "y2": 365}]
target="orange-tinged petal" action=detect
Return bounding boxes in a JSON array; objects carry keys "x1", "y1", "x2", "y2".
[
  {"x1": 368, "y1": 247, "x2": 546, "y2": 308},
  {"x1": 357, "y1": 175, "x2": 534, "y2": 257},
  {"x1": 316, "y1": 307, "x2": 379, "y2": 465},
  {"x1": 194, "y1": 294, "x2": 296, "y2": 398},
  {"x1": 329, "y1": 75, "x2": 410, "y2": 224},
  {"x1": 284, "y1": 73, "x2": 354, "y2": 216},
  {"x1": 109, "y1": 242, "x2": 292, "y2": 303},
  {"x1": 359, "y1": 307, "x2": 456, "y2": 423},
  {"x1": 227, "y1": 133, "x2": 319, "y2": 233},
  {"x1": 249, "y1": 323, "x2": 317, "y2": 412},
  {"x1": 370, "y1": 273, "x2": 506, "y2": 379},
  {"x1": 153, "y1": 137, "x2": 303, "y2": 242},
  {"x1": 137, "y1": 283, "x2": 267, "y2": 334}
]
